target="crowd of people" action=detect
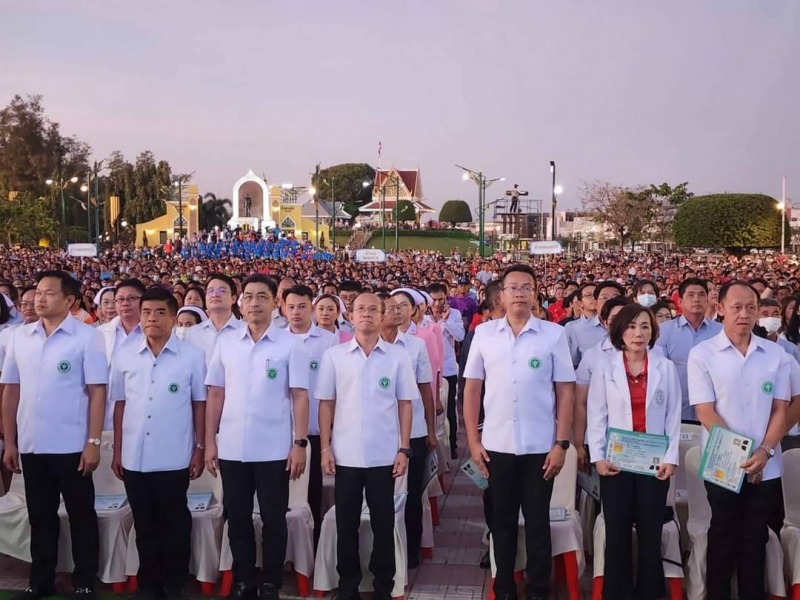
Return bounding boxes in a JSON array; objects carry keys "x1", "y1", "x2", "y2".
[{"x1": 0, "y1": 243, "x2": 798, "y2": 600}]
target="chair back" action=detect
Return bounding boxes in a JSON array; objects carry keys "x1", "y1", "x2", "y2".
[
  {"x1": 439, "y1": 378, "x2": 449, "y2": 409},
  {"x1": 684, "y1": 445, "x2": 711, "y2": 525},
  {"x1": 189, "y1": 464, "x2": 224, "y2": 500},
  {"x1": 288, "y1": 444, "x2": 311, "y2": 508},
  {"x1": 94, "y1": 442, "x2": 126, "y2": 495},
  {"x1": 676, "y1": 423, "x2": 702, "y2": 495},
  {"x1": 8, "y1": 468, "x2": 25, "y2": 496},
  {"x1": 550, "y1": 445, "x2": 577, "y2": 512},
  {"x1": 782, "y1": 448, "x2": 800, "y2": 528}
]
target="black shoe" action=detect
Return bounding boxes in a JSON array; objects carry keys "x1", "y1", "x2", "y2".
[
  {"x1": 258, "y1": 583, "x2": 279, "y2": 600},
  {"x1": 479, "y1": 549, "x2": 490, "y2": 569},
  {"x1": 331, "y1": 591, "x2": 361, "y2": 600},
  {"x1": 12, "y1": 587, "x2": 56, "y2": 600},
  {"x1": 131, "y1": 589, "x2": 162, "y2": 600},
  {"x1": 450, "y1": 448, "x2": 458, "y2": 460},
  {"x1": 70, "y1": 588, "x2": 97, "y2": 600},
  {"x1": 163, "y1": 588, "x2": 188, "y2": 600},
  {"x1": 229, "y1": 583, "x2": 257, "y2": 600},
  {"x1": 407, "y1": 552, "x2": 420, "y2": 569}
]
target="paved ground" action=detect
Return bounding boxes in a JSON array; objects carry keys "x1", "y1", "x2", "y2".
[{"x1": 0, "y1": 425, "x2": 594, "y2": 599}]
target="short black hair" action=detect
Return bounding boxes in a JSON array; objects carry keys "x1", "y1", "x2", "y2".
[
  {"x1": 117, "y1": 278, "x2": 147, "y2": 297},
  {"x1": 608, "y1": 303, "x2": 659, "y2": 351},
  {"x1": 632, "y1": 279, "x2": 660, "y2": 297},
  {"x1": 242, "y1": 274, "x2": 278, "y2": 297},
  {"x1": 0, "y1": 281, "x2": 19, "y2": 303},
  {"x1": 578, "y1": 282, "x2": 597, "y2": 297},
  {"x1": 206, "y1": 273, "x2": 237, "y2": 297},
  {"x1": 485, "y1": 280, "x2": 503, "y2": 312},
  {"x1": 283, "y1": 284, "x2": 314, "y2": 302},
  {"x1": 36, "y1": 270, "x2": 80, "y2": 302},
  {"x1": 339, "y1": 280, "x2": 363, "y2": 293},
  {"x1": 718, "y1": 280, "x2": 759, "y2": 305},
  {"x1": 678, "y1": 277, "x2": 709, "y2": 298},
  {"x1": 593, "y1": 281, "x2": 625, "y2": 300},
  {"x1": 651, "y1": 300, "x2": 673, "y2": 316},
  {"x1": 748, "y1": 277, "x2": 769, "y2": 289},
  {"x1": 501, "y1": 264, "x2": 535, "y2": 285},
  {"x1": 600, "y1": 296, "x2": 633, "y2": 324},
  {"x1": 760, "y1": 298, "x2": 780, "y2": 309},
  {"x1": 140, "y1": 286, "x2": 178, "y2": 315},
  {"x1": 427, "y1": 282, "x2": 448, "y2": 296}
]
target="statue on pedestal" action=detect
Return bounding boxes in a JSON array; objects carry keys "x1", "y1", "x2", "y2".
[{"x1": 244, "y1": 194, "x2": 252, "y2": 218}]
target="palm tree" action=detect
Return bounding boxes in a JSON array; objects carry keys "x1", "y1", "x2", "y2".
[{"x1": 200, "y1": 193, "x2": 233, "y2": 230}]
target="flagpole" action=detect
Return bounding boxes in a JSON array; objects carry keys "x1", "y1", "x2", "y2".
[{"x1": 378, "y1": 140, "x2": 382, "y2": 170}]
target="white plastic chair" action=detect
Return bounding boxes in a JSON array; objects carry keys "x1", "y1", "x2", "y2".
[
  {"x1": 592, "y1": 471, "x2": 684, "y2": 600},
  {"x1": 57, "y1": 433, "x2": 133, "y2": 588},
  {"x1": 218, "y1": 445, "x2": 313, "y2": 597},
  {"x1": 488, "y1": 445, "x2": 585, "y2": 600},
  {"x1": 684, "y1": 445, "x2": 786, "y2": 600},
  {"x1": 125, "y1": 464, "x2": 224, "y2": 595},
  {"x1": 676, "y1": 423, "x2": 702, "y2": 555},
  {"x1": 0, "y1": 465, "x2": 31, "y2": 562},
  {"x1": 312, "y1": 469, "x2": 409, "y2": 599}
]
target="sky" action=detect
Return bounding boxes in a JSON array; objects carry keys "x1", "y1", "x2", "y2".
[{"x1": 3, "y1": 1, "x2": 799, "y2": 215}]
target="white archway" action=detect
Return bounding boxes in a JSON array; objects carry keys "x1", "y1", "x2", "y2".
[{"x1": 231, "y1": 170, "x2": 269, "y2": 221}]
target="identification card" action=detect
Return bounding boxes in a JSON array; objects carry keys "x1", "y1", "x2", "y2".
[
  {"x1": 187, "y1": 492, "x2": 213, "y2": 512},
  {"x1": 460, "y1": 458, "x2": 489, "y2": 490},
  {"x1": 698, "y1": 425, "x2": 754, "y2": 493},
  {"x1": 606, "y1": 427, "x2": 669, "y2": 476}
]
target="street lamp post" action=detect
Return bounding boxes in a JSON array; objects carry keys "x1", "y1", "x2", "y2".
[
  {"x1": 45, "y1": 174, "x2": 79, "y2": 248},
  {"x1": 323, "y1": 176, "x2": 337, "y2": 249},
  {"x1": 550, "y1": 161, "x2": 556, "y2": 240},
  {"x1": 173, "y1": 174, "x2": 192, "y2": 240},
  {"x1": 781, "y1": 176, "x2": 787, "y2": 254},
  {"x1": 456, "y1": 165, "x2": 504, "y2": 256}
]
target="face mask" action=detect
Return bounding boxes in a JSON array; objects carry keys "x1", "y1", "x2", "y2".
[
  {"x1": 636, "y1": 293, "x2": 657, "y2": 308},
  {"x1": 174, "y1": 326, "x2": 188, "y2": 340},
  {"x1": 758, "y1": 317, "x2": 781, "y2": 334}
]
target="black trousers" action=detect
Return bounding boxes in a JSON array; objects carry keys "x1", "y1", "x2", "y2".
[
  {"x1": 405, "y1": 437, "x2": 428, "y2": 562},
  {"x1": 510, "y1": 198, "x2": 518, "y2": 213},
  {"x1": 600, "y1": 471, "x2": 668, "y2": 600},
  {"x1": 308, "y1": 435, "x2": 322, "y2": 548},
  {"x1": 705, "y1": 478, "x2": 780, "y2": 600},
  {"x1": 21, "y1": 453, "x2": 99, "y2": 590},
  {"x1": 334, "y1": 465, "x2": 395, "y2": 597},
  {"x1": 123, "y1": 468, "x2": 191, "y2": 593},
  {"x1": 445, "y1": 375, "x2": 458, "y2": 452},
  {"x1": 487, "y1": 451, "x2": 553, "y2": 598},
  {"x1": 220, "y1": 459, "x2": 289, "y2": 588}
]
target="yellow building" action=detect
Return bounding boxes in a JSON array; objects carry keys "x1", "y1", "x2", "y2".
[{"x1": 135, "y1": 184, "x2": 200, "y2": 247}]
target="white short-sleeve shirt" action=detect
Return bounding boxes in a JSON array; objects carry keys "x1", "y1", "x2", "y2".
[
  {"x1": 316, "y1": 338, "x2": 418, "y2": 468},
  {"x1": 384, "y1": 330, "x2": 434, "y2": 439},
  {"x1": 291, "y1": 324, "x2": 337, "y2": 436},
  {"x1": 185, "y1": 315, "x2": 244, "y2": 366},
  {"x1": 688, "y1": 330, "x2": 791, "y2": 481},
  {"x1": 463, "y1": 316, "x2": 576, "y2": 455},
  {"x1": 0, "y1": 316, "x2": 108, "y2": 454},
  {"x1": 110, "y1": 334, "x2": 207, "y2": 472},
  {"x1": 205, "y1": 322, "x2": 310, "y2": 462}
]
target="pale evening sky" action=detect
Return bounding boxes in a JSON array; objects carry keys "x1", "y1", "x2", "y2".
[{"x1": 2, "y1": 1, "x2": 799, "y2": 214}]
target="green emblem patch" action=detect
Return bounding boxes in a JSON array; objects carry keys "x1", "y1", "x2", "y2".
[
  {"x1": 267, "y1": 368, "x2": 278, "y2": 380},
  {"x1": 529, "y1": 357, "x2": 541, "y2": 369},
  {"x1": 379, "y1": 376, "x2": 391, "y2": 389},
  {"x1": 762, "y1": 381, "x2": 774, "y2": 394},
  {"x1": 169, "y1": 383, "x2": 179, "y2": 394},
  {"x1": 310, "y1": 360, "x2": 319, "y2": 372},
  {"x1": 57, "y1": 360, "x2": 71, "y2": 374}
]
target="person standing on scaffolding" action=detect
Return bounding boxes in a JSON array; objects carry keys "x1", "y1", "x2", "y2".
[{"x1": 508, "y1": 184, "x2": 528, "y2": 213}]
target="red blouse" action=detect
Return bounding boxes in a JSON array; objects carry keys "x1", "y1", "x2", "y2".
[{"x1": 624, "y1": 353, "x2": 648, "y2": 433}]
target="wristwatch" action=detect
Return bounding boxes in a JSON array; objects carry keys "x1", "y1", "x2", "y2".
[
  {"x1": 398, "y1": 447, "x2": 413, "y2": 458},
  {"x1": 759, "y1": 445, "x2": 775, "y2": 460},
  {"x1": 555, "y1": 440, "x2": 570, "y2": 450},
  {"x1": 294, "y1": 439, "x2": 309, "y2": 448},
  {"x1": 87, "y1": 438, "x2": 101, "y2": 446}
]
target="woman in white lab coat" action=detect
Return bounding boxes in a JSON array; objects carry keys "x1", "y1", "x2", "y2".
[{"x1": 587, "y1": 303, "x2": 681, "y2": 600}]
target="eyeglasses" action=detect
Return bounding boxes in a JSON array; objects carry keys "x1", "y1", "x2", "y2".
[
  {"x1": 19, "y1": 302, "x2": 35, "y2": 309},
  {"x1": 354, "y1": 306, "x2": 381, "y2": 315},
  {"x1": 503, "y1": 285, "x2": 534, "y2": 294},
  {"x1": 206, "y1": 288, "x2": 229, "y2": 297},
  {"x1": 115, "y1": 295, "x2": 142, "y2": 304}
]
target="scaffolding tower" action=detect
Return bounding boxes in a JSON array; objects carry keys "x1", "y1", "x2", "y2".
[{"x1": 488, "y1": 196, "x2": 548, "y2": 256}]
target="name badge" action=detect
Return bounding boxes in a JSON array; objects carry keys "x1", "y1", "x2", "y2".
[{"x1": 655, "y1": 390, "x2": 665, "y2": 406}]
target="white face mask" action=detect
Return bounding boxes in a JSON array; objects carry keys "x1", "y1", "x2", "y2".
[
  {"x1": 636, "y1": 293, "x2": 657, "y2": 308},
  {"x1": 758, "y1": 317, "x2": 781, "y2": 334},
  {"x1": 174, "y1": 326, "x2": 188, "y2": 340}
]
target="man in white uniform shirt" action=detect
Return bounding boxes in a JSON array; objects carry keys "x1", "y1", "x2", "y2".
[
  {"x1": 1, "y1": 270, "x2": 108, "y2": 600},
  {"x1": 185, "y1": 273, "x2": 244, "y2": 365},
  {"x1": 283, "y1": 284, "x2": 336, "y2": 547},
  {"x1": 270, "y1": 276, "x2": 295, "y2": 329},
  {"x1": 464, "y1": 265, "x2": 576, "y2": 600},
  {"x1": 565, "y1": 282, "x2": 620, "y2": 368},
  {"x1": 688, "y1": 281, "x2": 790, "y2": 600},
  {"x1": 99, "y1": 279, "x2": 145, "y2": 430},
  {"x1": 110, "y1": 287, "x2": 207, "y2": 600},
  {"x1": 427, "y1": 282, "x2": 465, "y2": 459},
  {"x1": 317, "y1": 292, "x2": 416, "y2": 600},
  {"x1": 659, "y1": 277, "x2": 722, "y2": 421},
  {"x1": 205, "y1": 274, "x2": 310, "y2": 600},
  {"x1": 381, "y1": 292, "x2": 435, "y2": 569}
]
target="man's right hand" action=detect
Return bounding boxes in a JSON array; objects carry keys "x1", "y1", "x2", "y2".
[
  {"x1": 205, "y1": 441, "x2": 219, "y2": 477},
  {"x1": 111, "y1": 453, "x2": 124, "y2": 481},
  {"x1": 322, "y1": 448, "x2": 336, "y2": 476},
  {"x1": 575, "y1": 445, "x2": 590, "y2": 474},
  {"x1": 595, "y1": 459, "x2": 620, "y2": 477},
  {"x1": 469, "y1": 442, "x2": 491, "y2": 478},
  {"x1": 2, "y1": 443, "x2": 21, "y2": 474}
]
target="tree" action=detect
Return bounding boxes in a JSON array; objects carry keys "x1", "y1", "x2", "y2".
[
  {"x1": 439, "y1": 200, "x2": 472, "y2": 227},
  {"x1": 0, "y1": 193, "x2": 58, "y2": 246},
  {"x1": 581, "y1": 181, "x2": 659, "y2": 249},
  {"x1": 673, "y1": 193, "x2": 788, "y2": 254},
  {"x1": 396, "y1": 200, "x2": 416, "y2": 222},
  {"x1": 200, "y1": 193, "x2": 233, "y2": 230},
  {"x1": 646, "y1": 182, "x2": 694, "y2": 244},
  {"x1": 311, "y1": 163, "x2": 375, "y2": 223}
]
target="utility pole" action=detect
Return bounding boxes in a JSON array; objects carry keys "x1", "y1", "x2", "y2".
[{"x1": 550, "y1": 161, "x2": 556, "y2": 241}]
